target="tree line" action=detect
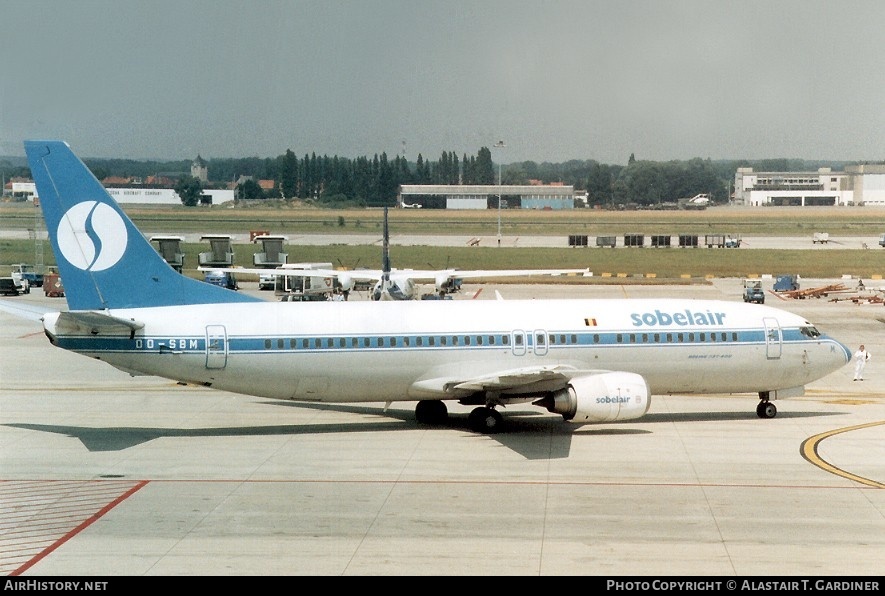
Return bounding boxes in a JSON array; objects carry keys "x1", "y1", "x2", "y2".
[{"x1": 3, "y1": 150, "x2": 851, "y2": 208}]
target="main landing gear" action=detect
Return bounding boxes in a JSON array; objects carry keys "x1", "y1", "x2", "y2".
[
  {"x1": 756, "y1": 392, "x2": 777, "y2": 419},
  {"x1": 415, "y1": 400, "x2": 448, "y2": 425},
  {"x1": 467, "y1": 406, "x2": 503, "y2": 434},
  {"x1": 414, "y1": 400, "x2": 504, "y2": 434}
]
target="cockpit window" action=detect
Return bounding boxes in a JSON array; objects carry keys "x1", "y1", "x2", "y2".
[{"x1": 800, "y1": 326, "x2": 821, "y2": 338}]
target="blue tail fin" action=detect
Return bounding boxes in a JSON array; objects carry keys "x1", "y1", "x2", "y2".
[{"x1": 24, "y1": 140, "x2": 261, "y2": 310}]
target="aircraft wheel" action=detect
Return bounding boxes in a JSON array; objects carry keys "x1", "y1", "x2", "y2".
[
  {"x1": 415, "y1": 400, "x2": 448, "y2": 425},
  {"x1": 756, "y1": 401, "x2": 777, "y2": 419},
  {"x1": 468, "y1": 407, "x2": 503, "y2": 434}
]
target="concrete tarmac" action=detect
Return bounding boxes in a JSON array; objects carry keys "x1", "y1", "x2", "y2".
[{"x1": 1, "y1": 280, "x2": 883, "y2": 577}]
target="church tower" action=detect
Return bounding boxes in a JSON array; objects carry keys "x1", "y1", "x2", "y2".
[{"x1": 191, "y1": 155, "x2": 208, "y2": 182}]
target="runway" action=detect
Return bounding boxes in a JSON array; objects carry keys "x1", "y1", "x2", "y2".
[{"x1": 1, "y1": 281, "x2": 883, "y2": 576}]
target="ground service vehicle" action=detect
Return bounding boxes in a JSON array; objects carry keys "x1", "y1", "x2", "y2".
[
  {"x1": 742, "y1": 279, "x2": 765, "y2": 304},
  {"x1": 203, "y1": 269, "x2": 239, "y2": 290},
  {"x1": 744, "y1": 286, "x2": 765, "y2": 304},
  {"x1": 0, "y1": 277, "x2": 26, "y2": 296},
  {"x1": 10, "y1": 264, "x2": 42, "y2": 288}
]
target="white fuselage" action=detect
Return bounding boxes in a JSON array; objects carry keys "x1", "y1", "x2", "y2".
[{"x1": 45, "y1": 298, "x2": 850, "y2": 403}]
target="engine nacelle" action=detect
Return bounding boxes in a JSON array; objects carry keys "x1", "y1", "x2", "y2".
[
  {"x1": 337, "y1": 273, "x2": 353, "y2": 292},
  {"x1": 434, "y1": 274, "x2": 462, "y2": 294},
  {"x1": 540, "y1": 372, "x2": 650, "y2": 423},
  {"x1": 372, "y1": 277, "x2": 416, "y2": 300}
]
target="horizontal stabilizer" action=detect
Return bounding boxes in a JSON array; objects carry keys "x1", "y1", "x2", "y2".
[
  {"x1": 0, "y1": 299, "x2": 57, "y2": 322},
  {"x1": 55, "y1": 310, "x2": 145, "y2": 335}
]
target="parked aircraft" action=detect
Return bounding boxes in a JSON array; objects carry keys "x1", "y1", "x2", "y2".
[
  {"x1": 401, "y1": 201, "x2": 422, "y2": 209},
  {"x1": 203, "y1": 206, "x2": 590, "y2": 301},
  {"x1": 0, "y1": 141, "x2": 851, "y2": 434},
  {"x1": 682, "y1": 193, "x2": 711, "y2": 209}
]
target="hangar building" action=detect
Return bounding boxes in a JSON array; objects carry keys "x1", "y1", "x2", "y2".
[{"x1": 398, "y1": 184, "x2": 576, "y2": 210}]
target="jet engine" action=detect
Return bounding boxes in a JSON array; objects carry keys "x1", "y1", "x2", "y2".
[
  {"x1": 535, "y1": 372, "x2": 651, "y2": 422},
  {"x1": 433, "y1": 274, "x2": 462, "y2": 295}
]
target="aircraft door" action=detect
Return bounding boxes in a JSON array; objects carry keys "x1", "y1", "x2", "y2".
[
  {"x1": 206, "y1": 325, "x2": 228, "y2": 369},
  {"x1": 763, "y1": 317, "x2": 782, "y2": 359}
]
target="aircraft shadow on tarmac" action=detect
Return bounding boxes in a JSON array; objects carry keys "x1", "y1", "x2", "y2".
[{"x1": 4, "y1": 404, "x2": 840, "y2": 459}]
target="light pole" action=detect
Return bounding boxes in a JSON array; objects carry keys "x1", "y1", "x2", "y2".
[{"x1": 494, "y1": 140, "x2": 505, "y2": 246}]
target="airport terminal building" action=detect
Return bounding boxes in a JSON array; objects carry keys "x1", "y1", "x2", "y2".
[{"x1": 734, "y1": 164, "x2": 885, "y2": 207}]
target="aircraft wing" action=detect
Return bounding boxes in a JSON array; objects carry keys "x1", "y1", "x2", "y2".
[
  {"x1": 198, "y1": 267, "x2": 382, "y2": 282},
  {"x1": 203, "y1": 267, "x2": 587, "y2": 282},
  {"x1": 434, "y1": 268, "x2": 589, "y2": 280},
  {"x1": 409, "y1": 364, "x2": 608, "y2": 397}
]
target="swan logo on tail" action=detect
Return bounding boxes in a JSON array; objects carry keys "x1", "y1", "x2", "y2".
[{"x1": 58, "y1": 201, "x2": 128, "y2": 271}]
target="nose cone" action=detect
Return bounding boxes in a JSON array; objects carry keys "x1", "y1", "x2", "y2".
[{"x1": 826, "y1": 335, "x2": 852, "y2": 370}]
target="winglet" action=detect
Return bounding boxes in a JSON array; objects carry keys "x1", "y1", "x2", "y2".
[{"x1": 24, "y1": 141, "x2": 261, "y2": 310}]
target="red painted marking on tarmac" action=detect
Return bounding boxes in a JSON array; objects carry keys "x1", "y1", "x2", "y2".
[
  {"x1": 18, "y1": 331, "x2": 45, "y2": 339},
  {"x1": 1, "y1": 480, "x2": 149, "y2": 576}
]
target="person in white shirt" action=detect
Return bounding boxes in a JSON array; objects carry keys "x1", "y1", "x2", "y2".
[{"x1": 853, "y1": 344, "x2": 871, "y2": 381}]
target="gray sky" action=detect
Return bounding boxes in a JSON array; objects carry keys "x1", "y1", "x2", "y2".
[{"x1": 2, "y1": 0, "x2": 883, "y2": 164}]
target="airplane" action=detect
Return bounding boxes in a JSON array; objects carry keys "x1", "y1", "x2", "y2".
[
  {"x1": 0, "y1": 140, "x2": 852, "y2": 435},
  {"x1": 682, "y1": 194, "x2": 711, "y2": 209},
  {"x1": 202, "y1": 206, "x2": 590, "y2": 301},
  {"x1": 401, "y1": 201, "x2": 422, "y2": 209}
]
